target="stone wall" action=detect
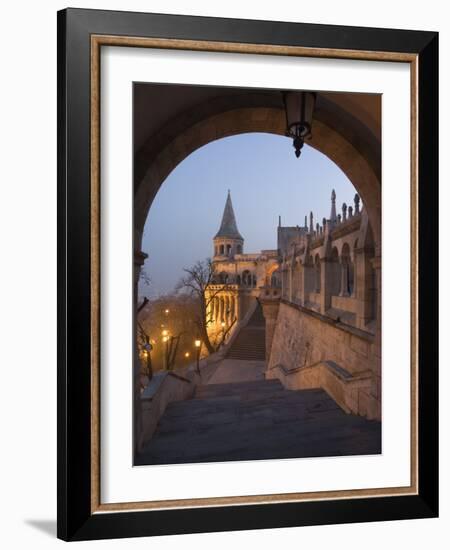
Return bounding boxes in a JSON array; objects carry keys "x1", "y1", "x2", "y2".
[
  {"x1": 139, "y1": 350, "x2": 226, "y2": 451},
  {"x1": 267, "y1": 301, "x2": 380, "y2": 419},
  {"x1": 269, "y1": 301, "x2": 375, "y2": 374}
]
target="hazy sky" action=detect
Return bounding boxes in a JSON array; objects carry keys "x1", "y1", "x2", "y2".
[{"x1": 139, "y1": 132, "x2": 357, "y2": 297}]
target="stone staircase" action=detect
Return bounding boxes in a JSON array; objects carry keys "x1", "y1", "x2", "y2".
[
  {"x1": 136, "y1": 378, "x2": 381, "y2": 466},
  {"x1": 226, "y1": 302, "x2": 266, "y2": 360}
]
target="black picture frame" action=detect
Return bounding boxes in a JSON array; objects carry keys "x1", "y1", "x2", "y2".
[{"x1": 57, "y1": 8, "x2": 438, "y2": 541}]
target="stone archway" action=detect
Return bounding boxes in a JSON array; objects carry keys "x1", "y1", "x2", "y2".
[
  {"x1": 133, "y1": 92, "x2": 383, "y2": 433},
  {"x1": 134, "y1": 106, "x2": 381, "y2": 254}
]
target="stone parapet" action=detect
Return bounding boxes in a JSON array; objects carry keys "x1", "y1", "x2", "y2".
[
  {"x1": 267, "y1": 360, "x2": 377, "y2": 420},
  {"x1": 139, "y1": 350, "x2": 227, "y2": 451},
  {"x1": 259, "y1": 287, "x2": 281, "y2": 360},
  {"x1": 267, "y1": 301, "x2": 380, "y2": 420}
]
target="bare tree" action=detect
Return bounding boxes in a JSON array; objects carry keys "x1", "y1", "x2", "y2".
[
  {"x1": 139, "y1": 268, "x2": 151, "y2": 287},
  {"x1": 176, "y1": 258, "x2": 230, "y2": 354}
]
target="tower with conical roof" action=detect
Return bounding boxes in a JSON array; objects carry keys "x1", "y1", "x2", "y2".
[{"x1": 213, "y1": 190, "x2": 244, "y2": 259}]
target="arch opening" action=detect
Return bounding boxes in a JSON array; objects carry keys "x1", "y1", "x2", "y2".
[{"x1": 135, "y1": 104, "x2": 381, "y2": 254}]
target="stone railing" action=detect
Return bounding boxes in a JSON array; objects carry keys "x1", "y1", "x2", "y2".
[
  {"x1": 139, "y1": 303, "x2": 261, "y2": 451},
  {"x1": 139, "y1": 351, "x2": 225, "y2": 450},
  {"x1": 266, "y1": 360, "x2": 377, "y2": 419}
]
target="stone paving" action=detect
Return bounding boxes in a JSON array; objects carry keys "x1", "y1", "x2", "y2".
[
  {"x1": 206, "y1": 359, "x2": 265, "y2": 384},
  {"x1": 136, "y1": 360, "x2": 381, "y2": 466}
]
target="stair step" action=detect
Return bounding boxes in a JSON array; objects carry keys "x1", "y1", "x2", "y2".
[
  {"x1": 225, "y1": 303, "x2": 267, "y2": 360},
  {"x1": 137, "y1": 381, "x2": 382, "y2": 466}
]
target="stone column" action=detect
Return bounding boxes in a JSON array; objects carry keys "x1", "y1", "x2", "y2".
[
  {"x1": 371, "y1": 255, "x2": 382, "y2": 419},
  {"x1": 134, "y1": 250, "x2": 148, "y2": 453},
  {"x1": 349, "y1": 259, "x2": 355, "y2": 297},
  {"x1": 292, "y1": 261, "x2": 300, "y2": 303},
  {"x1": 281, "y1": 265, "x2": 286, "y2": 299},
  {"x1": 223, "y1": 295, "x2": 227, "y2": 325},
  {"x1": 212, "y1": 297, "x2": 217, "y2": 324},
  {"x1": 236, "y1": 290, "x2": 241, "y2": 322},
  {"x1": 319, "y1": 258, "x2": 333, "y2": 315},
  {"x1": 298, "y1": 262, "x2": 303, "y2": 304},
  {"x1": 205, "y1": 290, "x2": 212, "y2": 324},
  {"x1": 340, "y1": 260, "x2": 349, "y2": 296},
  {"x1": 355, "y1": 246, "x2": 375, "y2": 329},
  {"x1": 300, "y1": 261, "x2": 308, "y2": 305},
  {"x1": 315, "y1": 260, "x2": 321, "y2": 293},
  {"x1": 219, "y1": 296, "x2": 224, "y2": 323},
  {"x1": 259, "y1": 294, "x2": 281, "y2": 366},
  {"x1": 215, "y1": 296, "x2": 220, "y2": 324},
  {"x1": 226, "y1": 295, "x2": 231, "y2": 325}
]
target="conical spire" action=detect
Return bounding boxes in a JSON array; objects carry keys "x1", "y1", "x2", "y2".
[{"x1": 214, "y1": 191, "x2": 243, "y2": 240}]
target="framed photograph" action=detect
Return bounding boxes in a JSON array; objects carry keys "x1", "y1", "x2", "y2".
[{"x1": 57, "y1": 8, "x2": 438, "y2": 541}]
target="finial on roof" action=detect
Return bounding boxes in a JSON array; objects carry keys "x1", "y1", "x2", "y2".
[
  {"x1": 329, "y1": 189, "x2": 337, "y2": 226},
  {"x1": 309, "y1": 211, "x2": 314, "y2": 234},
  {"x1": 354, "y1": 193, "x2": 360, "y2": 215},
  {"x1": 279, "y1": 215, "x2": 281, "y2": 227}
]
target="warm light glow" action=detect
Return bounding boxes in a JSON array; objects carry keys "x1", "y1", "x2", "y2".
[
  {"x1": 221, "y1": 321, "x2": 226, "y2": 328},
  {"x1": 164, "y1": 309, "x2": 170, "y2": 314},
  {"x1": 142, "y1": 350, "x2": 148, "y2": 357},
  {"x1": 184, "y1": 352, "x2": 190, "y2": 358},
  {"x1": 194, "y1": 339, "x2": 201, "y2": 348},
  {"x1": 161, "y1": 329, "x2": 168, "y2": 337},
  {"x1": 162, "y1": 336, "x2": 168, "y2": 343}
]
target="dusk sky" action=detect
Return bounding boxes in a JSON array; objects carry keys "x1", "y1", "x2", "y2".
[{"x1": 139, "y1": 132, "x2": 358, "y2": 298}]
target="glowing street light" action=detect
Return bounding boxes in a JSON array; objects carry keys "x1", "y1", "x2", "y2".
[
  {"x1": 194, "y1": 339, "x2": 201, "y2": 375},
  {"x1": 184, "y1": 352, "x2": 190, "y2": 359},
  {"x1": 140, "y1": 340, "x2": 153, "y2": 381},
  {"x1": 162, "y1": 331, "x2": 170, "y2": 370}
]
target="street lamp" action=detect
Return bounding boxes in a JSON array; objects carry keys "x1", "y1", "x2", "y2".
[
  {"x1": 142, "y1": 342, "x2": 153, "y2": 381},
  {"x1": 283, "y1": 91, "x2": 316, "y2": 158},
  {"x1": 194, "y1": 339, "x2": 201, "y2": 375},
  {"x1": 162, "y1": 331, "x2": 169, "y2": 370}
]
